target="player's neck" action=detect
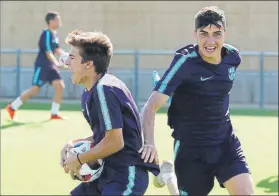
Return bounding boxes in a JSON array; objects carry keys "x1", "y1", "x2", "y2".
[
  {"x1": 84, "y1": 74, "x2": 103, "y2": 91},
  {"x1": 199, "y1": 53, "x2": 222, "y2": 65},
  {"x1": 47, "y1": 26, "x2": 56, "y2": 33}
]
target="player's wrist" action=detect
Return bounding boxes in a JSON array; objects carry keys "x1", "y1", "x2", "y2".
[
  {"x1": 79, "y1": 151, "x2": 95, "y2": 164},
  {"x1": 76, "y1": 153, "x2": 83, "y2": 165},
  {"x1": 144, "y1": 140, "x2": 155, "y2": 146}
]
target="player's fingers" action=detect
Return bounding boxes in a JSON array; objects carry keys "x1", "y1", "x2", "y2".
[
  {"x1": 138, "y1": 146, "x2": 144, "y2": 153},
  {"x1": 75, "y1": 173, "x2": 84, "y2": 181},
  {"x1": 70, "y1": 171, "x2": 76, "y2": 180},
  {"x1": 140, "y1": 146, "x2": 148, "y2": 159},
  {"x1": 154, "y1": 154, "x2": 160, "y2": 165},
  {"x1": 61, "y1": 148, "x2": 68, "y2": 160},
  {"x1": 149, "y1": 150, "x2": 156, "y2": 163},
  {"x1": 64, "y1": 166, "x2": 70, "y2": 173},
  {"x1": 144, "y1": 147, "x2": 152, "y2": 163},
  {"x1": 60, "y1": 158, "x2": 65, "y2": 167}
]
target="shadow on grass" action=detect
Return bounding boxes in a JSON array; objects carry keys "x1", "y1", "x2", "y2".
[
  {"x1": 0, "y1": 119, "x2": 50, "y2": 131},
  {"x1": 257, "y1": 175, "x2": 278, "y2": 193}
]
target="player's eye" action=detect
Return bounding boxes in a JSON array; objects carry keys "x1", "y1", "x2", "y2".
[
  {"x1": 200, "y1": 32, "x2": 208, "y2": 37},
  {"x1": 214, "y1": 32, "x2": 222, "y2": 37}
]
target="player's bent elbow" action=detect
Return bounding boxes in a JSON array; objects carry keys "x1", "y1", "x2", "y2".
[
  {"x1": 114, "y1": 135, "x2": 124, "y2": 152},
  {"x1": 116, "y1": 140, "x2": 125, "y2": 151},
  {"x1": 106, "y1": 128, "x2": 124, "y2": 152}
]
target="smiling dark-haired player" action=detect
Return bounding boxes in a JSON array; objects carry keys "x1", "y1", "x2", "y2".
[{"x1": 139, "y1": 6, "x2": 254, "y2": 196}]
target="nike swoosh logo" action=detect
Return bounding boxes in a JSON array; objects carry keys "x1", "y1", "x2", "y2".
[{"x1": 200, "y1": 76, "x2": 213, "y2": 81}]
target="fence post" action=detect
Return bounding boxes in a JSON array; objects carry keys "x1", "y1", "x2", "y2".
[
  {"x1": 134, "y1": 50, "x2": 139, "y2": 107},
  {"x1": 16, "y1": 49, "x2": 21, "y2": 96},
  {"x1": 259, "y1": 52, "x2": 265, "y2": 109}
]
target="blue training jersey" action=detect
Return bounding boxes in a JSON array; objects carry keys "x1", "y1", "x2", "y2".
[
  {"x1": 81, "y1": 74, "x2": 160, "y2": 175},
  {"x1": 154, "y1": 43, "x2": 241, "y2": 146},
  {"x1": 34, "y1": 29, "x2": 60, "y2": 68}
]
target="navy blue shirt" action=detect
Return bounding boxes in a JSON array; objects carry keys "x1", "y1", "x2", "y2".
[
  {"x1": 34, "y1": 29, "x2": 60, "y2": 68},
  {"x1": 154, "y1": 44, "x2": 241, "y2": 146},
  {"x1": 81, "y1": 74, "x2": 159, "y2": 175}
]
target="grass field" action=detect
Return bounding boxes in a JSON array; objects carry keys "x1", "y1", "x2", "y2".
[{"x1": 1, "y1": 103, "x2": 278, "y2": 195}]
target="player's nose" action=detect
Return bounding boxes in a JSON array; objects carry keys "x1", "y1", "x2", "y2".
[{"x1": 206, "y1": 36, "x2": 216, "y2": 44}]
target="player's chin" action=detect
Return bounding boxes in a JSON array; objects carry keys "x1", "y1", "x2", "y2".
[
  {"x1": 202, "y1": 49, "x2": 218, "y2": 58},
  {"x1": 71, "y1": 76, "x2": 80, "y2": 85}
]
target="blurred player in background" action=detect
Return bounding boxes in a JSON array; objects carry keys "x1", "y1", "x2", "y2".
[
  {"x1": 140, "y1": 6, "x2": 254, "y2": 195},
  {"x1": 60, "y1": 30, "x2": 159, "y2": 195},
  {"x1": 5, "y1": 11, "x2": 67, "y2": 120}
]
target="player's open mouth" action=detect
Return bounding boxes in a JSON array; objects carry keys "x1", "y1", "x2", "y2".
[{"x1": 205, "y1": 46, "x2": 216, "y2": 53}]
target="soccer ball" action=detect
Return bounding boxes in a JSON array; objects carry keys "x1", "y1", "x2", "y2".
[
  {"x1": 66, "y1": 140, "x2": 104, "y2": 182},
  {"x1": 58, "y1": 52, "x2": 69, "y2": 68}
]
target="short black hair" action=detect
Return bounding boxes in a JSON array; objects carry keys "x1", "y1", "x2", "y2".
[
  {"x1": 65, "y1": 30, "x2": 113, "y2": 74},
  {"x1": 45, "y1": 11, "x2": 59, "y2": 24},
  {"x1": 194, "y1": 6, "x2": 226, "y2": 31}
]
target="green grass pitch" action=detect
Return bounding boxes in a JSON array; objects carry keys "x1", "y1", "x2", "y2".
[{"x1": 0, "y1": 104, "x2": 278, "y2": 195}]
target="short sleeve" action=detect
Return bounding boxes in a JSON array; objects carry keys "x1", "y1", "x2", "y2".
[
  {"x1": 39, "y1": 30, "x2": 52, "y2": 52},
  {"x1": 95, "y1": 85, "x2": 123, "y2": 132},
  {"x1": 223, "y1": 44, "x2": 241, "y2": 68},
  {"x1": 154, "y1": 53, "x2": 190, "y2": 96}
]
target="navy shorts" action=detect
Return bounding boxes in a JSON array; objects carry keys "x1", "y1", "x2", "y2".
[
  {"x1": 174, "y1": 133, "x2": 251, "y2": 196},
  {"x1": 70, "y1": 165, "x2": 149, "y2": 196},
  {"x1": 32, "y1": 66, "x2": 62, "y2": 87}
]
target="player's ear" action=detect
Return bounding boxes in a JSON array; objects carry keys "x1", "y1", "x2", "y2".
[
  {"x1": 85, "y1": 61, "x2": 94, "y2": 69},
  {"x1": 193, "y1": 30, "x2": 198, "y2": 41},
  {"x1": 224, "y1": 30, "x2": 228, "y2": 40}
]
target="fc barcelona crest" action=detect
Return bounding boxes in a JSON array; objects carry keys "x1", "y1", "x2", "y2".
[{"x1": 228, "y1": 67, "x2": 236, "y2": 81}]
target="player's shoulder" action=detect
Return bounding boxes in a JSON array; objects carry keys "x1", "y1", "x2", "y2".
[
  {"x1": 175, "y1": 44, "x2": 198, "y2": 58},
  {"x1": 172, "y1": 44, "x2": 199, "y2": 65},
  {"x1": 97, "y1": 74, "x2": 119, "y2": 86},
  {"x1": 168, "y1": 44, "x2": 198, "y2": 70},
  {"x1": 40, "y1": 29, "x2": 51, "y2": 38},
  {"x1": 95, "y1": 74, "x2": 130, "y2": 98},
  {"x1": 223, "y1": 43, "x2": 240, "y2": 55},
  {"x1": 223, "y1": 43, "x2": 241, "y2": 65},
  {"x1": 95, "y1": 74, "x2": 123, "y2": 93}
]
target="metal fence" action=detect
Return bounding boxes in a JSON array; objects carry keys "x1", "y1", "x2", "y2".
[{"x1": 0, "y1": 49, "x2": 278, "y2": 108}]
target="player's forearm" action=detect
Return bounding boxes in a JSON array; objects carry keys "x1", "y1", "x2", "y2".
[
  {"x1": 71, "y1": 136, "x2": 93, "y2": 143},
  {"x1": 141, "y1": 103, "x2": 156, "y2": 145},
  {"x1": 79, "y1": 129, "x2": 124, "y2": 163},
  {"x1": 141, "y1": 92, "x2": 169, "y2": 145},
  {"x1": 46, "y1": 52, "x2": 59, "y2": 66}
]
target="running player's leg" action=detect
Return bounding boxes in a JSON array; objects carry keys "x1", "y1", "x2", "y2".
[
  {"x1": 6, "y1": 66, "x2": 44, "y2": 119},
  {"x1": 174, "y1": 140, "x2": 215, "y2": 196},
  {"x1": 153, "y1": 160, "x2": 179, "y2": 195},
  {"x1": 216, "y1": 131, "x2": 254, "y2": 195},
  {"x1": 47, "y1": 68, "x2": 65, "y2": 119}
]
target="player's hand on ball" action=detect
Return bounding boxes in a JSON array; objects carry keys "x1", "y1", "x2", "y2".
[
  {"x1": 69, "y1": 170, "x2": 83, "y2": 181},
  {"x1": 60, "y1": 143, "x2": 73, "y2": 167},
  {"x1": 138, "y1": 144, "x2": 159, "y2": 164},
  {"x1": 64, "y1": 154, "x2": 82, "y2": 176}
]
